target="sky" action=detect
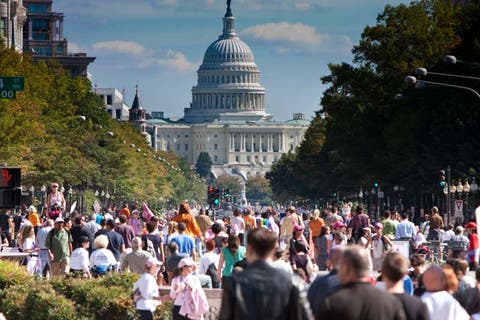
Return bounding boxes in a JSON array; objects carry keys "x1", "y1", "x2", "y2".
[{"x1": 55, "y1": 0, "x2": 409, "y2": 121}]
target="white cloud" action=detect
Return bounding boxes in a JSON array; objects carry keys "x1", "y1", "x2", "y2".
[
  {"x1": 241, "y1": 22, "x2": 321, "y2": 47},
  {"x1": 140, "y1": 50, "x2": 196, "y2": 72},
  {"x1": 240, "y1": 22, "x2": 352, "y2": 54},
  {"x1": 92, "y1": 41, "x2": 150, "y2": 56},
  {"x1": 90, "y1": 40, "x2": 195, "y2": 73}
]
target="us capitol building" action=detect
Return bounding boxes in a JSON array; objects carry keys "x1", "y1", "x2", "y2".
[{"x1": 131, "y1": 1, "x2": 309, "y2": 180}]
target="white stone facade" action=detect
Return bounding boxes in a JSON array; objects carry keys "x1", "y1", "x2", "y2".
[
  {"x1": 143, "y1": 2, "x2": 309, "y2": 179},
  {"x1": 0, "y1": 0, "x2": 26, "y2": 52},
  {"x1": 96, "y1": 88, "x2": 130, "y2": 121}
]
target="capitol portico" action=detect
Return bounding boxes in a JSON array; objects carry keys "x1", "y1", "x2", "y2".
[{"x1": 138, "y1": 1, "x2": 309, "y2": 180}]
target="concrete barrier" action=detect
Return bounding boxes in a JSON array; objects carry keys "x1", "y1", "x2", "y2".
[{"x1": 159, "y1": 286, "x2": 223, "y2": 320}]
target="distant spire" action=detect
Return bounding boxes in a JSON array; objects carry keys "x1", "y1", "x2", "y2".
[
  {"x1": 225, "y1": 0, "x2": 232, "y2": 17},
  {"x1": 131, "y1": 83, "x2": 143, "y2": 110}
]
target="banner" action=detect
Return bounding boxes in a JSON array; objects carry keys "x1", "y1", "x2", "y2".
[
  {"x1": 142, "y1": 202, "x2": 154, "y2": 221},
  {"x1": 455, "y1": 200, "x2": 463, "y2": 218}
]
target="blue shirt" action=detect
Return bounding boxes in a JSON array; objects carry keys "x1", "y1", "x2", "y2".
[
  {"x1": 395, "y1": 220, "x2": 415, "y2": 239},
  {"x1": 171, "y1": 234, "x2": 195, "y2": 257}
]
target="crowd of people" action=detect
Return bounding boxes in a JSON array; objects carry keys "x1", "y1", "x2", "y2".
[{"x1": 2, "y1": 182, "x2": 480, "y2": 319}]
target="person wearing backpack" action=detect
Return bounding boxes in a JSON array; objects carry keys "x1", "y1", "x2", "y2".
[
  {"x1": 371, "y1": 222, "x2": 393, "y2": 272},
  {"x1": 199, "y1": 239, "x2": 221, "y2": 288}
]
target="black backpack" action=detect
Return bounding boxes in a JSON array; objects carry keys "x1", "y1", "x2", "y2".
[{"x1": 205, "y1": 263, "x2": 221, "y2": 288}]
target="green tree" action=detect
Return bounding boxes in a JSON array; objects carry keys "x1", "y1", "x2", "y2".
[
  {"x1": 266, "y1": 152, "x2": 302, "y2": 202},
  {"x1": 195, "y1": 152, "x2": 213, "y2": 179},
  {"x1": 215, "y1": 175, "x2": 242, "y2": 200},
  {"x1": 245, "y1": 176, "x2": 272, "y2": 204}
]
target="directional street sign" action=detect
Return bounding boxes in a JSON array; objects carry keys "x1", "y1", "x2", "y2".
[
  {"x1": 0, "y1": 76, "x2": 24, "y2": 99},
  {"x1": 0, "y1": 90, "x2": 16, "y2": 99},
  {"x1": 0, "y1": 77, "x2": 24, "y2": 91}
]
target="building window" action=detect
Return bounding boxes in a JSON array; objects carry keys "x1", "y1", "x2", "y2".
[
  {"x1": 214, "y1": 134, "x2": 218, "y2": 138},
  {"x1": 106, "y1": 95, "x2": 112, "y2": 105},
  {"x1": 185, "y1": 144, "x2": 188, "y2": 151},
  {"x1": 176, "y1": 144, "x2": 180, "y2": 151},
  {"x1": 185, "y1": 135, "x2": 189, "y2": 138},
  {"x1": 235, "y1": 156, "x2": 239, "y2": 162},
  {"x1": 290, "y1": 144, "x2": 294, "y2": 151},
  {"x1": 214, "y1": 155, "x2": 218, "y2": 162},
  {"x1": 116, "y1": 110, "x2": 121, "y2": 119},
  {"x1": 214, "y1": 144, "x2": 218, "y2": 150},
  {"x1": 263, "y1": 156, "x2": 266, "y2": 162},
  {"x1": 247, "y1": 156, "x2": 250, "y2": 162}
]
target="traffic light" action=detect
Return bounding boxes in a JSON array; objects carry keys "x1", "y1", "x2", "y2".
[
  {"x1": 1, "y1": 167, "x2": 21, "y2": 188},
  {"x1": 207, "y1": 185, "x2": 215, "y2": 205},
  {"x1": 373, "y1": 182, "x2": 379, "y2": 188},
  {"x1": 439, "y1": 170, "x2": 447, "y2": 188},
  {"x1": 222, "y1": 188, "x2": 230, "y2": 198},
  {"x1": 0, "y1": 167, "x2": 21, "y2": 208},
  {"x1": 213, "y1": 188, "x2": 220, "y2": 205}
]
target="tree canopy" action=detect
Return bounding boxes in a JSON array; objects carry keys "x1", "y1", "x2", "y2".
[
  {"x1": 267, "y1": 0, "x2": 480, "y2": 207},
  {"x1": 0, "y1": 49, "x2": 206, "y2": 212}
]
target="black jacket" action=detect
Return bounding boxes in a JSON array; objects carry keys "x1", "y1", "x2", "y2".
[{"x1": 219, "y1": 260, "x2": 313, "y2": 320}]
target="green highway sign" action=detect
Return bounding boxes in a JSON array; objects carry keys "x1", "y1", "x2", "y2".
[
  {"x1": 0, "y1": 90, "x2": 16, "y2": 99},
  {"x1": 0, "y1": 77, "x2": 24, "y2": 91}
]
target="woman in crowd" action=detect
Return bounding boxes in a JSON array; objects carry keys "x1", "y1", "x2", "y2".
[
  {"x1": 19, "y1": 224, "x2": 37, "y2": 274},
  {"x1": 89, "y1": 234, "x2": 117, "y2": 276},
  {"x1": 170, "y1": 258, "x2": 209, "y2": 320},
  {"x1": 315, "y1": 226, "x2": 331, "y2": 271},
  {"x1": 134, "y1": 257, "x2": 163, "y2": 320},
  {"x1": 46, "y1": 182, "x2": 65, "y2": 219},
  {"x1": 217, "y1": 234, "x2": 246, "y2": 287},
  {"x1": 289, "y1": 224, "x2": 309, "y2": 264},
  {"x1": 230, "y1": 208, "x2": 245, "y2": 244},
  {"x1": 69, "y1": 236, "x2": 92, "y2": 278}
]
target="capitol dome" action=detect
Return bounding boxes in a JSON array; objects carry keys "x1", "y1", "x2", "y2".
[{"x1": 184, "y1": 1, "x2": 268, "y2": 123}]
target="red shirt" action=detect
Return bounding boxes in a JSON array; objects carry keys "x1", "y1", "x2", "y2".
[{"x1": 468, "y1": 233, "x2": 479, "y2": 251}]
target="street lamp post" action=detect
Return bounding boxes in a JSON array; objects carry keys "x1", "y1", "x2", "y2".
[
  {"x1": 405, "y1": 76, "x2": 480, "y2": 100},
  {"x1": 471, "y1": 178, "x2": 478, "y2": 209},
  {"x1": 29, "y1": 186, "x2": 35, "y2": 205}
]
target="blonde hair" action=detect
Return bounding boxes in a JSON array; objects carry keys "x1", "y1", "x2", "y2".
[
  {"x1": 93, "y1": 234, "x2": 109, "y2": 249},
  {"x1": 168, "y1": 221, "x2": 178, "y2": 235}
]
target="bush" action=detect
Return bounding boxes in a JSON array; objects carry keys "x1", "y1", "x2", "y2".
[
  {"x1": 0, "y1": 261, "x2": 172, "y2": 319},
  {"x1": 0, "y1": 260, "x2": 33, "y2": 289}
]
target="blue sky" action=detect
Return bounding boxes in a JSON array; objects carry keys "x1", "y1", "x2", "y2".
[{"x1": 55, "y1": 0, "x2": 409, "y2": 121}]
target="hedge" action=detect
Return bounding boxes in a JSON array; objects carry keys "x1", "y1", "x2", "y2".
[{"x1": 0, "y1": 260, "x2": 172, "y2": 319}]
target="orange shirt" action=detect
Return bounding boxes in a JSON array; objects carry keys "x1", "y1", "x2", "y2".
[
  {"x1": 118, "y1": 207, "x2": 131, "y2": 219},
  {"x1": 244, "y1": 215, "x2": 257, "y2": 230},
  {"x1": 309, "y1": 217, "x2": 325, "y2": 237},
  {"x1": 29, "y1": 212, "x2": 41, "y2": 227},
  {"x1": 172, "y1": 213, "x2": 202, "y2": 238}
]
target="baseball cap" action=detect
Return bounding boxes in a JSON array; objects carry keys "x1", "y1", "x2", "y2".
[
  {"x1": 374, "y1": 222, "x2": 383, "y2": 230},
  {"x1": 293, "y1": 224, "x2": 304, "y2": 232},
  {"x1": 332, "y1": 221, "x2": 346, "y2": 229},
  {"x1": 55, "y1": 217, "x2": 64, "y2": 223},
  {"x1": 465, "y1": 222, "x2": 477, "y2": 229},
  {"x1": 145, "y1": 257, "x2": 162, "y2": 268},
  {"x1": 51, "y1": 182, "x2": 59, "y2": 187},
  {"x1": 455, "y1": 226, "x2": 465, "y2": 232},
  {"x1": 178, "y1": 257, "x2": 195, "y2": 269}
]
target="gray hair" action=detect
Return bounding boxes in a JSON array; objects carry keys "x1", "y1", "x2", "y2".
[
  {"x1": 132, "y1": 236, "x2": 142, "y2": 250},
  {"x1": 342, "y1": 245, "x2": 371, "y2": 278},
  {"x1": 93, "y1": 234, "x2": 109, "y2": 249}
]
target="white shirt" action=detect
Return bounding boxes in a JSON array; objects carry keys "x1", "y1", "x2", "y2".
[
  {"x1": 269, "y1": 259, "x2": 293, "y2": 274},
  {"x1": 230, "y1": 215, "x2": 245, "y2": 235},
  {"x1": 89, "y1": 248, "x2": 117, "y2": 268},
  {"x1": 421, "y1": 291, "x2": 469, "y2": 320},
  {"x1": 198, "y1": 251, "x2": 219, "y2": 274},
  {"x1": 70, "y1": 247, "x2": 90, "y2": 272},
  {"x1": 133, "y1": 272, "x2": 160, "y2": 312}
]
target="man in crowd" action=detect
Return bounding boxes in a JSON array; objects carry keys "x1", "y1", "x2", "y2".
[
  {"x1": 381, "y1": 252, "x2": 429, "y2": 320},
  {"x1": 427, "y1": 207, "x2": 444, "y2": 241},
  {"x1": 115, "y1": 214, "x2": 136, "y2": 250},
  {"x1": 170, "y1": 222, "x2": 196, "y2": 261},
  {"x1": 308, "y1": 246, "x2": 344, "y2": 318},
  {"x1": 280, "y1": 206, "x2": 302, "y2": 243},
  {"x1": 455, "y1": 267, "x2": 480, "y2": 315},
  {"x1": 381, "y1": 210, "x2": 397, "y2": 240},
  {"x1": 121, "y1": 236, "x2": 153, "y2": 274},
  {"x1": 347, "y1": 206, "x2": 370, "y2": 243},
  {"x1": 395, "y1": 212, "x2": 415, "y2": 240},
  {"x1": 35, "y1": 219, "x2": 54, "y2": 277},
  {"x1": 46, "y1": 217, "x2": 72, "y2": 277},
  {"x1": 421, "y1": 266, "x2": 469, "y2": 320},
  {"x1": 219, "y1": 228, "x2": 312, "y2": 320},
  {"x1": 105, "y1": 219, "x2": 125, "y2": 264},
  {"x1": 317, "y1": 245, "x2": 406, "y2": 319},
  {"x1": 165, "y1": 242, "x2": 188, "y2": 284}
]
